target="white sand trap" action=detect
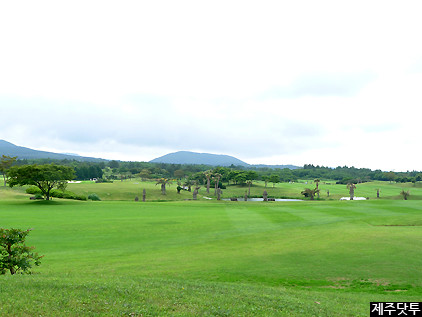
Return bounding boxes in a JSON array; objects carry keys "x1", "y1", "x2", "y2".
[{"x1": 340, "y1": 197, "x2": 367, "y2": 200}]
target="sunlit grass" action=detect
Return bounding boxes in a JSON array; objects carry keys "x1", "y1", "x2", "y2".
[
  {"x1": 62, "y1": 178, "x2": 422, "y2": 202},
  {"x1": 0, "y1": 199, "x2": 421, "y2": 315}
]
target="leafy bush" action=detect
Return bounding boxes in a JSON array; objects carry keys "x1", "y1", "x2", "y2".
[
  {"x1": 0, "y1": 228, "x2": 43, "y2": 275},
  {"x1": 64, "y1": 192, "x2": 87, "y2": 201},
  {"x1": 27, "y1": 187, "x2": 87, "y2": 201},
  {"x1": 34, "y1": 193, "x2": 44, "y2": 200},
  {"x1": 95, "y1": 178, "x2": 113, "y2": 183},
  {"x1": 88, "y1": 193, "x2": 101, "y2": 201},
  {"x1": 26, "y1": 186, "x2": 42, "y2": 195},
  {"x1": 50, "y1": 189, "x2": 65, "y2": 198},
  {"x1": 50, "y1": 189, "x2": 87, "y2": 200},
  {"x1": 336, "y1": 178, "x2": 368, "y2": 185},
  {"x1": 209, "y1": 181, "x2": 226, "y2": 189}
]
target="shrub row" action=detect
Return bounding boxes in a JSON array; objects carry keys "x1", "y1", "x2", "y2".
[
  {"x1": 95, "y1": 178, "x2": 113, "y2": 183},
  {"x1": 26, "y1": 187, "x2": 87, "y2": 201},
  {"x1": 88, "y1": 193, "x2": 101, "y2": 201}
]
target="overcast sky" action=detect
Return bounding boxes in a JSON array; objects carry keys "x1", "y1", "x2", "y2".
[{"x1": 1, "y1": 1, "x2": 421, "y2": 171}]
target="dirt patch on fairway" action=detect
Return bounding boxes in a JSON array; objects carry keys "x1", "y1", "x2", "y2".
[
  {"x1": 385, "y1": 289, "x2": 408, "y2": 292},
  {"x1": 372, "y1": 224, "x2": 422, "y2": 227},
  {"x1": 371, "y1": 279, "x2": 390, "y2": 286},
  {"x1": 328, "y1": 278, "x2": 391, "y2": 289}
]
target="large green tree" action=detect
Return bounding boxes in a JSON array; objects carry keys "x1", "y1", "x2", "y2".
[
  {"x1": 0, "y1": 155, "x2": 17, "y2": 187},
  {"x1": 8, "y1": 164, "x2": 75, "y2": 200}
]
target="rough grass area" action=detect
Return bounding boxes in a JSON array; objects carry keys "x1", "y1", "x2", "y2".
[{"x1": 0, "y1": 199, "x2": 421, "y2": 316}]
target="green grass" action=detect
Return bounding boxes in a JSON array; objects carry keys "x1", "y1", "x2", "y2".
[
  {"x1": 1, "y1": 198, "x2": 421, "y2": 316},
  {"x1": 63, "y1": 178, "x2": 422, "y2": 201},
  {"x1": 4, "y1": 177, "x2": 422, "y2": 202}
]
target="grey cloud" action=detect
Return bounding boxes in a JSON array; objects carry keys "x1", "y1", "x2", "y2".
[
  {"x1": 408, "y1": 57, "x2": 422, "y2": 73},
  {"x1": 361, "y1": 123, "x2": 401, "y2": 133},
  {"x1": 0, "y1": 95, "x2": 329, "y2": 160},
  {"x1": 113, "y1": 118, "x2": 327, "y2": 159},
  {"x1": 125, "y1": 94, "x2": 171, "y2": 106},
  {"x1": 259, "y1": 72, "x2": 376, "y2": 99}
]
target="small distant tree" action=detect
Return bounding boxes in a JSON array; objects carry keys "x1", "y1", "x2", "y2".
[
  {"x1": 102, "y1": 167, "x2": 115, "y2": 180},
  {"x1": 400, "y1": 190, "x2": 410, "y2": 200},
  {"x1": 173, "y1": 169, "x2": 185, "y2": 179},
  {"x1": 0, "y1": 228, "x2": 43, "y2": 275},
  {"x1": 0, "y1": 155, "x2": 17, "y2": 187},
  {"x1": 262, "y1": 175, "x2": 270, "y2": 188},
  {"x1": 138, "y1": 169, "x2": 151, "y2": 180},
  {"x1": 269, "y1": 175, "x2": 279, "y2": 188},
  {"x1": 234, "y1": 172, "x2": 248, "y2": 185},
  {"x1": 301, "y1": 188, "x2": 319, "y2": 200},
  {"x1": 184, "y1": 179, "x2": 196, "y2": 192},
  {"x1": 8, "y1": 164, "x2": 75, "y2": 200},
  {"x1": 385, "y1": 171, "x2": 396, "y2": 183},
  {"x1": 108, "y1": 160, "x2": 120, "y2": 169}
]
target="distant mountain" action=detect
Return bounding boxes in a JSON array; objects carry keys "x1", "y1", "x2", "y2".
[
  {"x1": 251, "y1": 164, "x2": 300, "y2": 170},
  {"x1": 0, "y1": 140, "x2": 105, "y2": 162},
  {"x1": 150, "y1": 151, "x2": 249, "y2": 167},
  {"x1": 150, "y1": 151, "x2": 300, "y2": 169}
]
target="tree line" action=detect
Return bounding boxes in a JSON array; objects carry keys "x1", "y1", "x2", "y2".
[{"x1": 2, "y1": 156, "x2": 422, "y2": 184}]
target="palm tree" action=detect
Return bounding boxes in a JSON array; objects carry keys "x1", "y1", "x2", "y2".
[
  {"x1": 184, "y1": 179, "x2": 195, "y2": 192},
  {"x1": 301, "y1": 188, "x2": 319, "y2": 200},
  {"x1": 203, "y1": 170, "x2": 212, "y2": 194},
  {"x1": 246, "y1": 180, "x2": 253, "y2": 196},
  {"x1": 400, "y1": 190, "x2": 410, "y2": 200},
  {"x1": 347, "y1": 183, "x2": 356, "y2": 200},
  {"x1": 212, "y1": 173, "x2": 222, "y2": 195},
  {"x1": 314, "y1": 179, "x2": 320, "y2": 199},
  {"x1": 156, "y1": 178, "x2": 171, "y2": 195}
]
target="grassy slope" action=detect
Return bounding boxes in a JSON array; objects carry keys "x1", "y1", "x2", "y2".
[
  {"x1": 63, "y1": 178, "x2": 422, "y2": 201},
  {"x1": 0, "y1": 198, "x2": 421, "y2": 316}
]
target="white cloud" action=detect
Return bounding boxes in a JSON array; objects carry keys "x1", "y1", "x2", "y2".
[{"x1": 1, "y1": 0, "x2": 422, "y2": 171}]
